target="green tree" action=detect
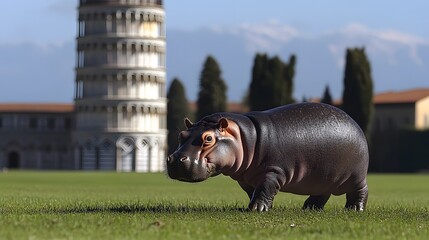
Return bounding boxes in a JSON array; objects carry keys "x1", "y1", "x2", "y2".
[
  {"x1": 167, "y1": 78, "x2": 189, "y2": 154},
  {"x1": 249, "y1": 54, "x2": 270, "y2": 111},
  {"x1": 248, "y1": 53, "x2": 296, "y2": 111},
  {"x1": 342, "y1": 48, "x2": 374, "y2": 139},
  {"x1": 196, "y1": 56, "x2": 228, "y2": 120},
  {"x1": 321, "y1": 85, "x2": 333, "y2": 105},
  {"x1": 269, "y1": 56, "x2": 285, "y2": 107},
  {"x1": 283, "y1": 55, "x2": 296, "y2": 104}
]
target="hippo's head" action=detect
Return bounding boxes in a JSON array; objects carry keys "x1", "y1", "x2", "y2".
[{"x1": 166, "y1": 115, "x2": 243, "y2": 182}]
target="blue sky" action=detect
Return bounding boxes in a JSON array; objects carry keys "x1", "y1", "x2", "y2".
[
  {"x1": 167, "y1": 0, "x2": 429, "y2": 38},
  {"x1": 0, "y1": 0, "x2": 428, "y2": 102},
  {"x1": 1, "y1": 0, "x2": 427, "y2": 43}
]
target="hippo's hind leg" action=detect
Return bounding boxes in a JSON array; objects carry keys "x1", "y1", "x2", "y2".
[
  {"x1": 303, "y1": 194, "x2": 331, "y2": 210},
  {"x1": 345, "y1": 185, "x2": 368, "y2": 211}
]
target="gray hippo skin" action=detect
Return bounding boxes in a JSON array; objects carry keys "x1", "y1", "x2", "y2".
[{"x1": 167, "y1": 103, "x2": 369, "y2": 212}]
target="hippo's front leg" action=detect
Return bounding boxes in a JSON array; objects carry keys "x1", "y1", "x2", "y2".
[
  {"x1": 248, "y1": 171, "x2": 283, "y2": 212},
  {"x1": 237, "y1": 181, "x2": 254, "y2": 200}
]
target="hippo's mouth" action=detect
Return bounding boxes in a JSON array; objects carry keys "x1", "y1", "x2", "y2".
[
  {"x1": 167, "y1": 156, "x2": 218, "y2": 183},
  {"x1": 204, "y1": 157, "x2": 218, "y2": 174}
]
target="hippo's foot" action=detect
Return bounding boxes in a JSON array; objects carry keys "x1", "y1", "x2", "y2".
[
  {"x1": 248, "y1": 181, "x2": 279, "y2": 212},
  {"x1": 302, "y1": 194, "x2": 331, "y2": 210},
  {"x1": 248, "y1": 197, "x2": 273, "y2": 212},
  {"x1": 345, "y1": 185, "x2": 368, "y2": 211}
]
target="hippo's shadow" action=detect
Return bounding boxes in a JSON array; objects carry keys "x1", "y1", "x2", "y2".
[{"x1": 55, "y1": 203, "x2": 248, "y2": 214}]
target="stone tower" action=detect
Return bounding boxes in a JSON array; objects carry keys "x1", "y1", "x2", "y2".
[{"x1": 74, "y1": 0, "x2": 166, "y2": 172}]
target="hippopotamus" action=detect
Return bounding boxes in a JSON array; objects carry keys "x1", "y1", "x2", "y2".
[{"x1": 166, "y1": 103, "x2": 369, "y2": 212}]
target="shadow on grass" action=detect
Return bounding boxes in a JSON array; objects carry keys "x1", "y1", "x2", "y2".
[
  {"x1": 48, "y1": 203, "x2": 249, "y2": 214},
  {"x1": 5, "y1": 204, "x2": 428, "y2": 220}
]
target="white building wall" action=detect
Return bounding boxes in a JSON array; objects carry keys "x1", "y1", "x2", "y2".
[{"x1": 416, "y1": 96, "x2": 429, "y2": 129}]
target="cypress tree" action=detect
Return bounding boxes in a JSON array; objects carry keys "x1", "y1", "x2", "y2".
[
  {"x1": 249, "y1": 54, "x2": 270, "y2": 111},
  {"x1": 196, "y1": 55, "x2": 227, "y2": 120},
  {"x1": 283, "y1": 54, "x2": 296, "y2": 105},
  {"x1": 167, "y1": 78, "x2": 189, "y2": 154},
  {"x1": 321, "y1": 85, "x2": 333, "y2": 105},
  {"x1": 269, "y1": 56, "x2": 285, "y2": 107},
  {"x1": 342, "y1": 48, "x2": 374, "y2": 139},
  {"x1": 248, "y1": 53, "x2": 296, "y2": 111}
]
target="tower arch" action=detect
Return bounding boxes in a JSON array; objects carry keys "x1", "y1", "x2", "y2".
[
  {"x1": 100, "y1": 139, "x2": 115, "y2": 170},
  {"x1": 117, "y1": 137, "x2": 135, "y2": 172},
  {"x1": 136, "y1": 138, "x2": 150, "y2": 172}
]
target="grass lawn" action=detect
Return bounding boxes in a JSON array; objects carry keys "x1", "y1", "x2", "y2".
[{"x1": 0, "y1": 171, "x2": 428, "y2": 239}]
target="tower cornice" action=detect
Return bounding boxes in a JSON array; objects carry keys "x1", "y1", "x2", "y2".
[{"x1": 79, "y1": 0, "x2": 163, "y2": 8}]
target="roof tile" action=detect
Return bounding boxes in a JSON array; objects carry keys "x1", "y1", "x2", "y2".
[
  {"x1": 0, "y1": 103, "x2": 74, "y2": 113},
  {"x1": 374, "y1": 88, "x2": 429, "y2": 104}
]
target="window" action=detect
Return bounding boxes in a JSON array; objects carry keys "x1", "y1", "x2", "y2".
[
  {"x1": 403, "y1": 117, "x2": 410, "y2": 125},
  {"x1": 64, "y1": 118, "x2": 72, "y2": 129},
  {"x1": 387, "y1": 117, "x2": 394, "y2": 129},
  {"x1": 47, "y1": 118, "x2": 55, "y2": 129},
  {"x1": 29, "y1": 118, "x2": 38, "y2": 129}
]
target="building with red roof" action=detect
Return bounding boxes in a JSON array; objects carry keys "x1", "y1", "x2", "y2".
[
  {"x1": 1, "y1": 88, "x2": 429, "y2": 170},
  {"x1": 373, "y1": 88, "x2": 429, "y2": 132}
]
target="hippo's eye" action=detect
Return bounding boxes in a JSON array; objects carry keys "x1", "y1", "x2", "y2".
[{"x1": 202, "y1": 132, "x2": 215, "y2": 147}]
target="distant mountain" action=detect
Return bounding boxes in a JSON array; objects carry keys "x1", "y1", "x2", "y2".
[
  {"x1": 167, "y1": 22, "x2": 429, "y2": 102},
  {"x1": 0, "y1": 42, "x2": 74, "y2": 103},
  {"x1": 1, "y1": 22, "x2": 427, "y2": 103}
]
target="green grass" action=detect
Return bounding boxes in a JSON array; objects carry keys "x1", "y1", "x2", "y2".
[{"x1": 0, "y1": 172, "x2": 428, "y2": 239}]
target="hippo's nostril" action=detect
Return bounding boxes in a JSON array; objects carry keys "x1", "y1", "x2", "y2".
[{"x1": 180, "y1": 156, "x2": 189, "y2": 162}]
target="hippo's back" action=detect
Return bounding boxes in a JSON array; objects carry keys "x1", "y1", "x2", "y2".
[{"x1": 245, "y1": 103, "x2": 369, "y2": 195}]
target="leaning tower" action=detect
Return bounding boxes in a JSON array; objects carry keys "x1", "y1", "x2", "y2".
[{"x1": 74, "y1": 0, "x2": 167, "y2": 172}]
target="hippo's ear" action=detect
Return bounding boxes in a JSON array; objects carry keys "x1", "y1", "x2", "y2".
[
  {"x1": 184, "y1": 117, "x2": 194, "y2": 129},
  {"x1": 218, "y1": 118, "x2": 229, "y2": 131}
]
